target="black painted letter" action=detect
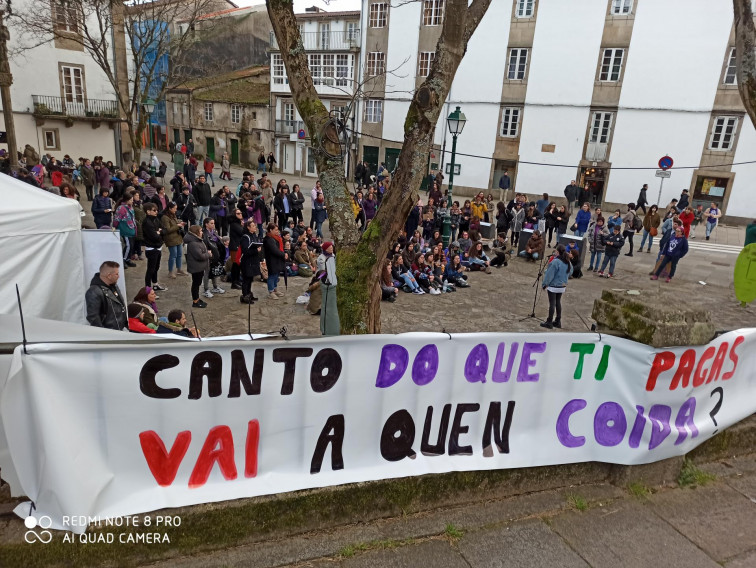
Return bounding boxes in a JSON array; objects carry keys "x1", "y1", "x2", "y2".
[
  {"x1": 189, "y1": 351, "x2": 223, "y2": 399},
  {"x1": 380, "y1": 409, "x2": 416, "y2": 462},
  {"x1": 421, "y1": 404, "x2": 452, "y2": 456},
  {"x1": 310, "y1": 348, "x2": 342, "y2": 393},
  {"x1": 449, "y1": 403, "x2": 480, "y2": 456},
  {"x1": 140, "y1": 354, "x2": 181, "y2": 398},
  {"x1": 273, "y1": 348, "x2": 314, "y2": 395},
  {"x1": 482, "y1": 401, "x2": 516, "y2": 457},
  {"x1": 310, "y1": 414, "x2": 345, "y2": 474}
]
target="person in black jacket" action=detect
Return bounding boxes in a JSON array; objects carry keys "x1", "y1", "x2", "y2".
[
  {"x1": 85, "y1": 261, "x2": 127, "y2": 331},
  {"x1": 355, "y1": 161, "x2": 365, "y2": 188},
  {"x1": 141, "y1": 203, "x2": 167, "y2": 290},
  {"x1": 228, "y1": 208, "x2": 245, "y2": 289},
  {"x1": 273, "y1": 187, "x2": 292, "y2": 231},
  {"x1": 156, "y1": 309, "x2": 197, "y2": 337},
  {"x1": 239, "y1": 219, "x2": 263, "y2": 303},
  {"x1": 290, "y1": 183, "x2": 305, "y2": 225},
  {"x1": 170, "y1": 172, "x2": 185, "y2": 200},
  {"x1": 263, "y1": 223, "x2": 287, "y2": 300},
  {"x1": 176, "y1": 185, "x2": 197, "y2": 226},
  {"x1": 361, "y1": 161, "x2": 372, "y2": 188},
  {"x1": 194, "y1": 174, "x2": 212, "y2": 224}
]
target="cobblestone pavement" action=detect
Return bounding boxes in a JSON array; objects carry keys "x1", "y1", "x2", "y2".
[
  {"x1": 96, "y1": 151, "x2": 755, "y2": 338},
  {"x1": 141, "y1": 454, "x2": 756, "y2": 568}
]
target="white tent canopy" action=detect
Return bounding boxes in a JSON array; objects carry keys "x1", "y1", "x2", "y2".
[{"x1": 0, "y1": 173, "x2": 87, "y2": 323}]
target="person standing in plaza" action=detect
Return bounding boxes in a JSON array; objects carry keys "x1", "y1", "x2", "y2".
[
  {"x1": 563, "y1": 180, "x2": 578, "y2": 215},
  {"x1": 651, "y1": 225, "x2": 689, "y2": 283},
  {"x1": 263, "y1": 223, "x2": 287, "y2": 300},
  {"x1": 677, "y1": 188, "x2": 690, "y2": 211},
  {"x1": 141, "y1": 203, "x2": 167, "y2": 292},
  {"x1": 597, "y1": 224, "x2": 625, "y2": 278},
  {"x1": 267, "y1": 152, "x2": 277, "y2": 173},
  {"x1": 290, "y1": 183, "x2": 305, "y2": 225},
  {"x1": 257, "y1": 151, "x2": 267, "y2": 174},
  {"x1": 194, "y1": 174, "x2": 212, "y2": 224},
  {"x1": 239, "y1": 219, "x2": 262, "y2": 304},
  {"x1": 220, "y1": 152, "x2": 231, "y2": 180},
  {"x1": 635, "y1": 184, "x2": 648, "y2": 215},
  {"x1": 498, "y1": 169, "x2": 511, "y2": 196},
  {"x1": 587, "y1": 216, "x2": 608, "y2": 272},
  {"x1": 317, "y1": 241, "x2": 340, "y2": 335},
  {"x1": 703, "y1": 202, "x2": 722, "y2": 240},
  {"x1": 639, "y1": 204, "x2": 661, "y2": 253},
  {"x1": 622, "y1": 203, "x2": 640, "y2": 256},
  {"x1": 203, "y1": 155, "x2": 215, "y2": 187},
  {"x1": 80, "y1": 158, "x2": 96, "y2": 201},
  {"x1": 161, "y1": 201, "x2": 186, "y2": 278},
  {"x1": 184, "y1": 225, "x2": 211, "y2": 309},
  {"x1": 540, "y1": 244, "x2": 572, "y2": 330},
  {"x1": 690, "y1": 204, "x2": 704, "y2": 238},
  {"x1": 572, "y1": 202, "x2": 591, "y2": 237}
]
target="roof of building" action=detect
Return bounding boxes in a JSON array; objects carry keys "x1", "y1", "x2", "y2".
[
  {"x1": 180, "y1": 65, "x2": 268, "y2": 90},
  {"x1": 170, "y1": 65, "x2": 270, "y2": 105},
  {"x1": 178, "y1": 4, "x2": 265, "y2": 23},
  {"x1": 193, "y1": 80, "x2": 270, "y2": 105},
  {"x1": 296, "y1": 9, "x2": 360, "y2": 20}
]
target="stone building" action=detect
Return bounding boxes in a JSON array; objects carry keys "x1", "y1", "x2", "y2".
[
  {"x1": 270, "y1": 6, "x2": 361, "y2": 178},
  {"x1": 3, "y1": 0, "x2": 121, "y2": 162},
  {"x1": 165, "y1": 66, "x2": 271, "y2": 168},
  {"x1": 357, "y1": 0, "x2": 756, "y2": 223}
]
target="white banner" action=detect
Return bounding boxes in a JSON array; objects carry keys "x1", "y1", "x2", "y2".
[{"x1": 2, "y1": 330, "x2": 755, "y2": 532}]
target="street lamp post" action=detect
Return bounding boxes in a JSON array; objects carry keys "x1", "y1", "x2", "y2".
[
  {"x1": 442, "y1": 106, "x2": 467, "y2": 250},
  {"x1": 142, "y1": 98, "x2": 156, "y2": 175}
]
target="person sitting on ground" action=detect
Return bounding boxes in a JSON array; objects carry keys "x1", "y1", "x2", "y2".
[
  {"x1": 457, "y1": 230, "x2": 473, "y2": 254},
  {"x1": 519, "y1": 229, "x2": 545, "y2": 261},
  {"x1": 392, "y1": 254, "x2": 424, "y2": 294},
  {"x1": 380, "y1": 259, "x2": 399, "y2": 302},
  {"x1": 156, "y1": 309, "x2": 198, "y2": 337},
  {"x1": 127, "y1": 304, "x2": 156, "y2": 334},
  {"x1": 306, "y1": 273, "x2": 322, "y2": 315},
  {"x1": 132, "y1": 286, "x2": 159, "y2": 328},
  {"x1": 412, "y1": 253, "x2": 442, "y2": 294},
  {"x1": 489, "y1": 233, "x2": 509, "y2": 268},
  {"x1": 569, "y1": 249, "x2": 583, "y2": 279},
  {"x1": 468, "y1": 241, "x2": 492, "y2": 273},
  {"x1": 444, "y1": 253, "x2": 470, "y2": 287}
]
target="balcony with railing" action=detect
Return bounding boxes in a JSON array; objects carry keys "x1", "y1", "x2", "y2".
[
  {"x1": 275, "y1": 119, "x2": 309, "y2": 136},
  {"x1": 270, "y1": 30, "x2": 361, "y2": 51},
  {"x1": 32, "y1": 95, "x2": 119, "y2": 120}
]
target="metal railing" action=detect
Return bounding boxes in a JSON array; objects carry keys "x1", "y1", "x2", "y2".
[
  {"x1": 32, "y1": 95, "x2": 119, "y2": 119},
  {"x1": 270, "y1": 29, "x2": 361, "y2": 51},
  {"x1": 275, "y1": 119, "x2": 307, "y2": 135}
]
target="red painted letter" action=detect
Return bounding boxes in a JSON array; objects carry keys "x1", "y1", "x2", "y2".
[
  {"x1": 722, "y1": 335, "x2": 744, "y2": 381},
  {"x1": 693, "y1": 347, "x2": 716, "y2": 387},
  {"x1": 139, "y1": 430, "x2": 191, "y2": 487},
  {"x1": 245, "y1": 420, "x2": 260, "y2": 478},
  {"x1": 646, "y1": 351, "x2": 676, "y2": 391},
  {"x1": 706, "y1": 342, "x2": 729, "y2": 384},
  {"x1": 188, "y1": 426, "x2": 237, "y2": 489},
  {"x1": 669, "y1": 349, "x2": 696, "y2": 390}
]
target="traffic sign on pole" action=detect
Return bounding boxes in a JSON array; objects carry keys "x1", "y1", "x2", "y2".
[
  {"x1": 655, "y1": 170, "x2": 671, "y2": 178},
  {"x1": 658, "y1": 155, "x2": 673, "y2": 170}
]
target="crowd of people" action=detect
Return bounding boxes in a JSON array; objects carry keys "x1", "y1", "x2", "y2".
[{"x1": 12, "y1": 142, "x2": 747, "y2": 334}]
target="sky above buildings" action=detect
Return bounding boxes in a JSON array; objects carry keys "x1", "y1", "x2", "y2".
[{"x1": 235, "y1": 0, "x2": 362, "y2": 12}]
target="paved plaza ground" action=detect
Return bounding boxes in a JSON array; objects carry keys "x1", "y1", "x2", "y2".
[{"x1": 102, "y1": 150, "x2": 756, "y2": 338}]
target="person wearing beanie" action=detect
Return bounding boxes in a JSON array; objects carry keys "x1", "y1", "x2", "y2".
[
  {"x1": 127, "y1": 304, "x2": 156, "y2": 334},
  {"x1": 316, "y1": 241, "x2": 340, "y2": 335}
]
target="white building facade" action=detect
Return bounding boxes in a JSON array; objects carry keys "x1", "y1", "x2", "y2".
[
  {"x1": 3, "y1": 0, "x2": 120, "y2": 163},
  {"x1": 357, "y1": 0, "x2": 755, "y2": 222},
  {"x1": 270, "y1": 7, "x2": 360, "y2": 178}
]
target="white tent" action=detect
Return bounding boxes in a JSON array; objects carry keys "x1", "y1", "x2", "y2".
[{"x1": 0, "y1": 173, "x2": 86, "y2": 324}]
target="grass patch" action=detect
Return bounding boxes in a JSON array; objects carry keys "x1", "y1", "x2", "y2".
[
  {"x1": 678, "y1": 459, "x2": 717, "y2": 488},
  {"x1": 566, "y1": 493, "x2": 588, "y2": 512},
  {"x1": 444, "y1": 523, "x2": 464, "y2": 539},
  {"x1": 627, "y1": 481, "x2": 652, "y2": 500},
  {"x1": 338, "y1": 538, "x2": 416, "y2": 558}
]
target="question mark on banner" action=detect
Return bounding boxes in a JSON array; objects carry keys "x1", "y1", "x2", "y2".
[{"x1": 709, "y1": 387, "x2": 724, "y2": 434}]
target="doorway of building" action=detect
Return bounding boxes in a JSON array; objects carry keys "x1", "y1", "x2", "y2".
[
  {"x1": 173, "y1": 129, "x2": 180, "y2": 145},
  {"x1": 183, "y1": 129, "x2": 192, "y2": 145},
  {"x1": 385, "y1": 148, "x2": 400, "y2": 174},
  {"x1": 492, "y1": 159, "x2": 518, "y2": 202},
  {"x1": 230, "y1": 139, "x2": 239, "y2": 165},
  {"x1": 283, "y1": 143, "x2": 295, "y2": 174},
  {"x1": 206, "y1": 137, "x2": 215, "y2": 161},
  {"x1": 362, "y1": 146, "x2": 379, "y2": 177},
  {"x1": 580, "y1": 166, "x2": 607, "y2": 205}
]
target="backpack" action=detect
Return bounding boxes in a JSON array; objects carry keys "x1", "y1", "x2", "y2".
[{"x1": 632, "y1": 213, "x2": 643, "y2": 232}]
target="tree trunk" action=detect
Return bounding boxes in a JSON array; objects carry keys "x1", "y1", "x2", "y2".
[
  {"x1": 267, "y1": 0, "x2": 492, "y2": 334},
  {"x1": 734, "y1": 0, "x2": 756, "y2": 129}
]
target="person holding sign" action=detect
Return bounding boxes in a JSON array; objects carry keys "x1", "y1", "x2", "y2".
[{"x1": 317, "y1": 242, "x2": 340, "y2": 335}]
